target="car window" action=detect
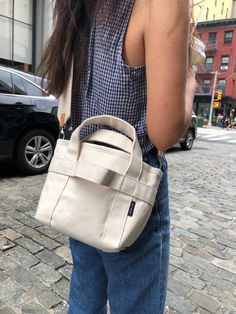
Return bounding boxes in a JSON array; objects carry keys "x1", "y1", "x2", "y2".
[
  {"x1": 12, "y1": 74, "x2": 27, "y2": 95},
  {"x1": 0, "y1": 71, "x2": 13, "y2": 94},
  {"x1": 22, "y1": 78, "x2": 46, "y2": 97}
]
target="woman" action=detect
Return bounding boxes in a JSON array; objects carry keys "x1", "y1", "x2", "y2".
[{"x1": 40, "y1": 0, "x2": 196, "y2": 313}]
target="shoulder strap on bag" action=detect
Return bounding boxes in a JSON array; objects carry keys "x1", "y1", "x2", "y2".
[{"x1": 57, "y1": 60, "x2": 74, "y2": 129}]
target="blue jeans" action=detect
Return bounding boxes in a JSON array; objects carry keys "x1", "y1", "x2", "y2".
[{"x1": 68, "y1": 148, "x2": 170, "y2": 314}]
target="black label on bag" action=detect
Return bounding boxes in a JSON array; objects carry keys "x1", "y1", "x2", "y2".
[{"x1": 128, "y1": 201, "x2": 136, "y2": 217}]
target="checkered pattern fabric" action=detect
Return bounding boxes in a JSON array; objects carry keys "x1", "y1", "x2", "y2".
[{"x1": 71, "y1": 0, "x2": 154, "y2": 154}]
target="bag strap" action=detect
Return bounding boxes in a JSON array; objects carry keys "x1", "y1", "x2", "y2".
[{"x1": 57, "y1": 61, "x2": 74, "y2": 129}]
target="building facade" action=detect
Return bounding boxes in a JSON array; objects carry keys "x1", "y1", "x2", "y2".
[
  {"x1": 194, "y1": 18, "x2": 236, "y2": 118},
  {"x1": 0, "y1": 0, "x2": 52, "y2": 73},
  {"x1": 193, "y1": 0, "x2": 236, "y2": 22}
]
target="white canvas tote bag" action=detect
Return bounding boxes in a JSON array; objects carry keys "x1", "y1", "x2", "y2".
[{"x1": 35, "y1": 68, "x2": 163, "y2": 253}]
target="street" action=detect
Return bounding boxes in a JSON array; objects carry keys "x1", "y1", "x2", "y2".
[{"x1": 0, "y1": 127, "x2": 236, "y2": 314}]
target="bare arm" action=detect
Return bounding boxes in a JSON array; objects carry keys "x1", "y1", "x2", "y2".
[{"x1": 144, "y1": 0, "x2": 195, "y2": 150}]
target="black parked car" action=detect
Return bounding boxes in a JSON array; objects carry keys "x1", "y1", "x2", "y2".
[
  {"x1": 0, "y1": 66, "x2": 59, "y2": 175},
  {"x1": 179, "y1": 112, "x2": 197, "y2": 150}
]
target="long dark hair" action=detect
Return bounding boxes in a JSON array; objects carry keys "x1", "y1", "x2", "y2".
[{"x1": 38, "y1": 0, "x2": 98, "y2": 96}]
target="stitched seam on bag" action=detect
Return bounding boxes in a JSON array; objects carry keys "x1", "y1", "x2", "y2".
[
  {"x1": 83, "y1": 145, "x2": 161, "y2": 175},
  {"x1": 51, "y1": 157, "x2": 161, "y2": 192},
  {"x1": 143, "y1": 166, "x2": 162, "y2": 175},
  {"x1": 101, "y1": 174, "x2": 126, "y2": 247},
  {"x1": 48, "y1": 176, "x2": 70, "y2": 227},
  {"x1": 49, "y1": 166, "x2": 156, "y2": 205},
  {"x1": 117, "y1": 200, "x2": 133, "y2": 250},
  {"x1": 117, "y1": 200, "x2": 153, "y2": 250},
  {"x1": 100, "y1": 190, "x2": 119, "y2": 244},
  {"x1": 48, "y1": 173, "x2": 158, "y2": 206},
  {"x1": 117, "y1": 180, "x2": 148, "y2": 250},
  {"x1": 117, "y1": 182, "x2": 138, "y2": 250},
  {"x1": 124, "y1": 176, "x2": 160, "y2": 192}
]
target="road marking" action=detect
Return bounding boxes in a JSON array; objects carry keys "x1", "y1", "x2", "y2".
[
  {"x1": 197, "y1": 128, "x2": 236, "y2": 144},
  {"x1": 199, "y1": 132, "x2": 231, "y2": 137},
  {"x1": 201, "y1": 134, "x2": 224, "y2": 138},
  {"x1": 207, "y1": 136, "x2": 232, "y2": 141}
]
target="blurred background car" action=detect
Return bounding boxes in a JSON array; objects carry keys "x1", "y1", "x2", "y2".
[
  {"x1": 0, "y1": 65, "x2": 59, "y2": 175},
  {"x1": 179, "y1": 112, "x2": 197, "y2": 150}
]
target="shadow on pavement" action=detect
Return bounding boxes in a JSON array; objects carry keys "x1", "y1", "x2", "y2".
[
  {"x1": 166, "y1": 147, "x2": 181, "y2": 154},
  {"x1": 0, "y1": 161, "x2": 23, "y2": 179},
  {"x1": 166, "y1": 143, "x2": 209, "y2": 154}
]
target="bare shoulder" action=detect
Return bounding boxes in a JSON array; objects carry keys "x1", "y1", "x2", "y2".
[
  {"x1": 132, "y1": 0, "x2": 148, "y2": 16},
  {"x1": 144, "y1": 0, "x2": 189, "y2": 30},
  {"x1": 123, "y1": 0, "x2": 147, "y2": 67},
  {"x1": 126, "y1": 0, "x2": 147, "y2": 35},
  {"x1": 131, "y1": 0, "x2": 190, "y2": 41},
  {"x1": 129, "y1": 0, "x2": 149, "y2": 32},
  {"x1": 124, "y1": 0, "x2": 190, "y2": 68}
]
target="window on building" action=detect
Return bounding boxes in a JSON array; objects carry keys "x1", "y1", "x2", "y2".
[
  {"x1": 221, "y1": 56, "x2": 230, "y2": 69},
  {"x1": 205, "y1": 57, "x2": 214, "y2": 71},
  {"x1": 0, "y1": 71, "x2": 13, "y2": 94},
  {"x1": 215, "y1": 0, "x2": 217, "y2": 6},
  {"x1": 218, "y1": 79, "x2": 226, "y2": 93},
  {"x1": 226, "y1": 8, "x2": 229, "y2": 19},
  {"x1": 221, "y1": 2, "x2": 224, "y2": 14},
  {"x1": 203, "y1": 79, "x2": 211, "y2": 93},
  {"x1": 0, "y1": 16, "x2": 12, "y2": 61},
  {"x1": 213, "y1": 14, "x2": 215, "y2": 20},
  {"x1": 224, "y1": 31, "x2": 233, "y2": 44},
  {"x1": 206, "y1": 7, "x2": 209, "y2": 20},
  {"x1": 0, "y1": 0, "x2": 33, "y2": 71},
  {"x1": 208, "y1": 32, "x2": 217, "y2": 44}
]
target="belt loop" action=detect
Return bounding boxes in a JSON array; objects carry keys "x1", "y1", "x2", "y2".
[{"x1": 157, "y1": 150, "x2": 165, "y2": 162}]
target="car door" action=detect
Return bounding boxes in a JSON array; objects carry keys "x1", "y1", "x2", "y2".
[
  {"x1": 0, "y1": 70, "x2": 32, "y2": 157},
  {"x1": 21, "y1": 77, "x2": 57, "y2": 113}
]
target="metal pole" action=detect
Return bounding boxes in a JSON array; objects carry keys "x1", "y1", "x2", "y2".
[
  {"x1": 32, "y1": 0, "x2": 37, "y2": 73},
  {"x1": 208, "y1": 71, "x2": 218, "y2": 127}
]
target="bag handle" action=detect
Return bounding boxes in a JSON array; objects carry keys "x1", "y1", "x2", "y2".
[
  {"x1": 84, "y1": 129, "x2": 133, "y2": 154},
  {"x1": 66, "y1": 115, "x2": 143, "y2": 179},
  {"x1": 192, "y1": 1, "x2": 205, "y2": 29}
]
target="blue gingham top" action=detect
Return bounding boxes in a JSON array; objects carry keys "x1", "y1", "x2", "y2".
[{"x1": 71, "y1": 0, "x2": 154, "y2": 154}]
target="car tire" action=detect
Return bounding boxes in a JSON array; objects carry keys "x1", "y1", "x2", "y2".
[
  {"x1": 180, "y1": 129, "x2": 194, "y2": 151},
  {"x1": 15, "y1": 129, "x2": 56, "y2": 175}
]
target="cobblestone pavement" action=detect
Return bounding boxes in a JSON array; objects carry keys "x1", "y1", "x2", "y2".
[{"x1": 0, "y1": 128, "x2": 236, "y2": 314}]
